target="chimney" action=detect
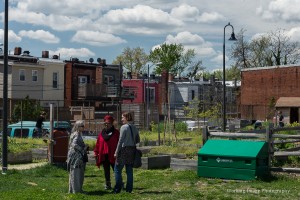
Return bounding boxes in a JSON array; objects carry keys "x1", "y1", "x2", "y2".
[
  {"x1": 168, "y1": 73, "x2": 174, "y2": 81},
  {"x1": 100, "y1": 59, "x2": 106, "y2": 66},
  {"x1": 14, "y1": 47, "x2": 22, "y2": 55},
  {"x1": 42, "y1": 51, "x2": 49, "y2": 58}
]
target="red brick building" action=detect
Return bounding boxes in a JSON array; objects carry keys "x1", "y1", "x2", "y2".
[{"x1": 241, "y1": 65, "x2": 300, "y2": 123}]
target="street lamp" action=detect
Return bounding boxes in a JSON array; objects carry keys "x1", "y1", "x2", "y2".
[
  {"x1": 223, "y1": 22, "x2": 237, "y2": 132},
  {"x1": 2, "y1": 0, "x2": 9, "y2": 174}
]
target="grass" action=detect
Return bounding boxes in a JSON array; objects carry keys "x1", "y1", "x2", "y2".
[{"x1": 0, "y1": 163, "x2": 299, "y2": 200}]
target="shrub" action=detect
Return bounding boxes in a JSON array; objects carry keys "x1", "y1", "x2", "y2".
[{"x1": 150, "y1": 121, "x2": 187, "y2": 133}]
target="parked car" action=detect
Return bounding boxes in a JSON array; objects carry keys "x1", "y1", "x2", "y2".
[
  {"x1": 184, "y1": 120, "x2": 207, "y2": 131},
  {"x1": 7, "y1": 121, "x2": 71, "y2": 138}
]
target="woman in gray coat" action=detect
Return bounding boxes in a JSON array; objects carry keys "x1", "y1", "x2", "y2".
[
  {"x1": 113, "y1": 112, "x2": 140, "y2": 194},
  {"x1": 67, "y1": 120, "x2": 88, "y2": 194}
]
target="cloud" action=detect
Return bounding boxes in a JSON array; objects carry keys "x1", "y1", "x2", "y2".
[
  {"x1": 257, "y1": 0, "x2": 300, "y2": 22},
  {"x1": 100, "y1": 5, "x2": 183, "y2": 34},
  {"x1": 13, "y1": 0, "x2": 111, "y2": 16},
  {"x1": 197, "y1": 12, "x2": 225, "y2": 23},
  {"x1": 165, "y1": 31, "x2": 216, "y2": 57},
  {"x1": 71, "y1": 31, "x2": 127, "y2": 46},
  {"x1": 0, "y1": 29, "x2": 22, "y2": 43},
  {"x1": 50, "y1": 47, "x2": 95, "y2": 60},
  {"x1": 8, "y1": 8, "x2": 93, "y2": 31},
  {"x1": 170, "y1": 4, "x2": 199, "y2": 21},
  {"x1": 170, "y1": 4, "x2": 224, "y2": 23},
  {"x1": 18, "y1": 30, "x2": 59, "y2": 43},
  {"x1": 285, "y1": 27, "x2": 300, "y2": 42}
]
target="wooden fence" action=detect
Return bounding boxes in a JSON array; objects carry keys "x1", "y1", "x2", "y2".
[{"x1": 202, "y1": 125, "x2": 300, "y2": 173}]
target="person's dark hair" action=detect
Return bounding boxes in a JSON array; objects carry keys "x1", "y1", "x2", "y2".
[{"x1": 122, "y1": 112, "x2": 133, "y2": 121}]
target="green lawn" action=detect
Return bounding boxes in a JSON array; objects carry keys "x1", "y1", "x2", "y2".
[{"x1": 0, "y1": 163, "x2": 299, "y2": 200}]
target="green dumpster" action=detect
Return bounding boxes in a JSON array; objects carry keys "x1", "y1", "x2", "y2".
[{"x1": 198, "y1": 139, "x2": 269, "y2": 180}]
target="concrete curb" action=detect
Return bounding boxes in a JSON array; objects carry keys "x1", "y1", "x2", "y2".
[{"x1": 9, "y1": 162, "x2": 48, "y2": 170}]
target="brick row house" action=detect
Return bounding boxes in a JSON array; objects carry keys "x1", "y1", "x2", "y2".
[
  {"x1": 1, "y1": 47, "x2": 240, "y2": 130},
  {"x1": 241, "y1": 65, "x2": 300, "y2": 124}
]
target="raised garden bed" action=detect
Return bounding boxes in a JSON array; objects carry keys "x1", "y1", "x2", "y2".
[{"x1": 8, "y1": 151, "x2": 32, "y2": 164}]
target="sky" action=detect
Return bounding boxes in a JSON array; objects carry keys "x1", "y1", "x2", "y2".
[{"x1": 1, "y1": 0, "x2": 300, "y2": 74}]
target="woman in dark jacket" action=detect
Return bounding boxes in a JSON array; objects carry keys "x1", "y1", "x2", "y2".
[
  {"x1": 94, "y1": 115, "x2": 120, "y2": 190},
  {"x1": 113, "y1": 112, "x2": 140, "y2": 194}
]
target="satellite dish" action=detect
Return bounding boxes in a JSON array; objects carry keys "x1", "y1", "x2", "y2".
[
  {"x1": 97, "y1": 58, "x2": 101, "y2": 63},
  {"x1": 89, "y1": 58, "x2": 94, "y2": 63}
]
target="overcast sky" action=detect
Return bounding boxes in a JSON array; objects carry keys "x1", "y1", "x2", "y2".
[{"x1": 1, "y1": 0, "x2": 300, "y2": 73}]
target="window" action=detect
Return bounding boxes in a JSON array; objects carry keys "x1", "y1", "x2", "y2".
[
  {"x1": 145, "y1": 87, "x2": 155, "y2": 103},
  {"x1": 104, "y1": 75, "x2": 115, "y2": 85},
  {"x1": 14, "y1": 128, "x2": 29, "y2": 138},
  {"x1": 191, "y1": 90, "x2": 195, "y2": 100},
  {"x1": 53, "y1": 72, "x2": 58, "y2": 88},
  {"x1": 32, "y1": 70, "x2": 38, "y2": 82},
  {"x1": 19, "y1": 69, "x2": 25, "y2": 81}
]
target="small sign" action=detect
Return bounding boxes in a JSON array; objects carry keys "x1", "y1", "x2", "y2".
[{"x1": 216, "y1": 157, "x2": 233, "y2": 163}]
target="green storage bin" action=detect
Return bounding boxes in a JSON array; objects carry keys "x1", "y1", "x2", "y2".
[{"x1": 198, "y1": 139, "x2": 269, "y2": 180}]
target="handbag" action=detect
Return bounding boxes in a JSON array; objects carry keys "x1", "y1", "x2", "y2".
[
  {"x1": 83, "y1": 152, "x2": 89, "y2": 162},
  {"x1": 133, "y1": 149, "x2": 142, "y2": 168},
  {"x1": 128, "y1": 125, "x2": 142, "y2": 168}
]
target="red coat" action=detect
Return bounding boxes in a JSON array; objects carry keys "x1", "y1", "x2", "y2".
[{"x1": 93, "y1": 128, "x2": 120, "y2": 167}]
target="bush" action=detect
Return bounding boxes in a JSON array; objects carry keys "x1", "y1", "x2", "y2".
[
  {"x1": 150, "y1": 121, "x2": 188, "y2": 133},
  {"x1": 0, "y1": 138, "x2": 44, "y2": 153}
]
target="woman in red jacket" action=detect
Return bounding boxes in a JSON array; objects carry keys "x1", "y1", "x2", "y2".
[{"x1": 94, "y1": 115, "x2": 120, "y2": 190}]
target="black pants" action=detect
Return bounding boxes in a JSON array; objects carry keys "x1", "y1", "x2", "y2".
[{"x1": 103, "y1": 154, "x2": 114, "y2": 182}]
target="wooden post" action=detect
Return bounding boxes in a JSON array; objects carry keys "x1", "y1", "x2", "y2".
[
  {"x1": 266, "y1": 124, "x2": 273, "y2": 169},
  {"x1": 49, "y1": 103, "x2": 54, "y2": 164},
  {"x1": 202, "y1": 126, "x2": 208, "y2": 145}
]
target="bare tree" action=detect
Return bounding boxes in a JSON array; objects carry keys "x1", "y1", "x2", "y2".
[
  {"x1": 231, "y1": 29, "x2": 300, "y2": 68},
  {"x1": 230, "y1": 29, "x2": 251, "y2": 68},
  {"x1": 269, "y1": 29, "x2": 300, "y2": 65}
]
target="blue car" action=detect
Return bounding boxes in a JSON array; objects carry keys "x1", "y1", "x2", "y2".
[{"x1": 7, "y1": 121, "x2": 71, "y2": 138}]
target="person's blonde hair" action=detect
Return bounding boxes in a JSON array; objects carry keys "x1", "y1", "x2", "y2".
[{"x1": 72, "y1": 120, "x2": 85, "y2": 132}]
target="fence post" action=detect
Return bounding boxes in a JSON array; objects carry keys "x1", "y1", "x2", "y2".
[
  {"x1": 202, "y1": 126, "x2": 209, "y2": 145},
  {"x1": 266, "y1": 124, "x2": 273, "y2": 169}
]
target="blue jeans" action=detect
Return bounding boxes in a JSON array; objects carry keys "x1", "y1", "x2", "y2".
[{"x1": 114, "y1": 164, "x2": 133, "y2": 193}]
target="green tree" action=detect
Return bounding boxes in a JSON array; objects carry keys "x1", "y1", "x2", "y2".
[
  {"x1": 184, "y1": 99, "x2": 222, "y2": 127},
  {"x1": 112, "y1": 47, "x2": 148, "y2": 74},
  {"x1": 186, "y1": 60, "x2": 204, "y2": 81},
  {"x1": 149, "y1": 43, "x2": 184, "y2": 107},
  {"x1": 172, "y1": 49, "x2": 195, "y2": 78},
  {"x1": 226, "y1": 65, "x2": 241, "y2": 81},
  {"x1": 149, "y1": 43, "x2": 184, "y2": 75},
  {"x1": 12, "y1": 96, "x2": 44, "y2": 123}
]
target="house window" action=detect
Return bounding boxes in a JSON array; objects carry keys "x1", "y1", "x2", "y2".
[
  {"x1": 32, "y1": 70, "x2": 38, "y2": 82},
  {"x1": 191, "y1": 90, "x2": 195, "y2": 100},
  {"x1": 146, "y1": 87, "x2": 155, "y2": 104},
  {"x1": 19, "y1": 69, "x2": 25, "y2": 81},
  {"x1": 104, "y1": 75, "x2": 115, "y2": 85},
  {"x1": 53, "y1": 72, "x2": 58, "y2": 88}
]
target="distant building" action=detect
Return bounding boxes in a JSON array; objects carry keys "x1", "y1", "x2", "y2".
[
  {"x1": 0, "y1": 47, "x2": 65, "y2": 119},
  {"x1": 241, "y1": 65, "x2": 300, "y2": 123}
]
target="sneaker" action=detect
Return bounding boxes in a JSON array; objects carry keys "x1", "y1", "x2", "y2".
[
  {"x1": 111, "y1": 189, "x2": 120, "y2": 194},
  {"x1": 105, "y1": 185, "x2": 112, "y2": 190}
]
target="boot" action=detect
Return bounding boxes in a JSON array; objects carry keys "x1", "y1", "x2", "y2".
[{"x1": 105, "y1": 181, "x2": 112, "y2": 190}]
